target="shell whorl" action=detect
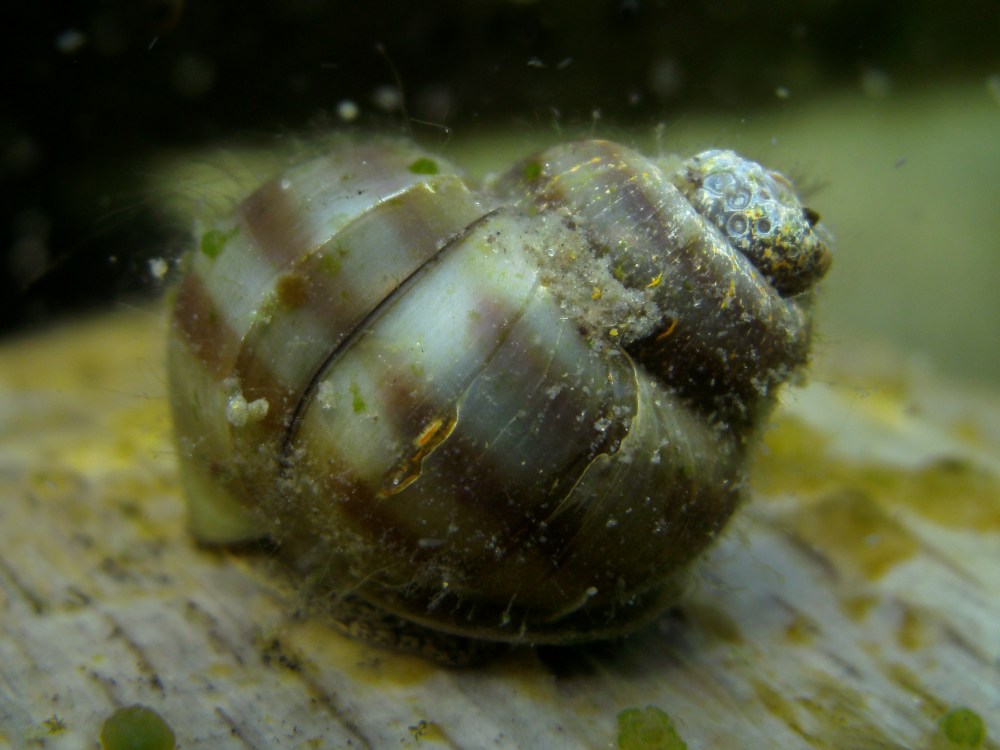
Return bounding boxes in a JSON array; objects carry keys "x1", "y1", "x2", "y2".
[
  {"x1": 672, "y1": 149, "x2": 831, "y2": 296},
  {"x1": 167, "y1": 137, "x2": 830, "y2": 645}
]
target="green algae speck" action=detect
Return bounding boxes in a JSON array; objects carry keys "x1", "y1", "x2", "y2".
[
  {"x1": 617, "y1": 705, "x2": 687, "y2": 750},
  {"x1": 408, "y1": 157, "x2": 439, "y2": 175},
  {"x1": 100, "y1": 705, "x2": 176, "y2": 750},
  {"x1": 200, "y1": 227, "x2": 238, "y2": 258},
  {"x1": 940, "y1": 707, "x2": 986, "y2": 748},
  {"x1": 522, "y1": 160, "x2": 543, "y2": 181},
  {"x1": 350, "y1": 382, "x2": 367, "y2": 414}
]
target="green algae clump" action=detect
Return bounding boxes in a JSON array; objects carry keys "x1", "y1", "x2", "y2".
[
  {"x1": 100, "y1": 705, "x2": 176, "y2": 750},
  {"x1": 939, "y1": 707, "x2": 986, "y2": 748}
]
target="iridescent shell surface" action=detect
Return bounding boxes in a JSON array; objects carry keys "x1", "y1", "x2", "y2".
[{"x1": 166, "y1": 138, "x2": 831, "y2": 650}]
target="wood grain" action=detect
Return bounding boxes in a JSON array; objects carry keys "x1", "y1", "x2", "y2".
[{"x1": 1, "y1": 307, "x2": 997, "y2": 750}]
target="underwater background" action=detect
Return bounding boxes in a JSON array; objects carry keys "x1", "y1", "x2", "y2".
[
  {"x1": 7, "y1": 0, "x2": 1000, "y2": 390},
  {"x1": 3, "y1": 0, "x2": 999, "y2": 388}
]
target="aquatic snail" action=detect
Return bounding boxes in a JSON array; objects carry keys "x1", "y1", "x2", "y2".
[{"x1": 166, "y1": 137, "x2": 831, "y2": 657}]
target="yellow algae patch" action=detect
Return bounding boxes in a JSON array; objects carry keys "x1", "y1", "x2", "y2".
[
  {"x1": 783, "y1": 489, "x2": 919, "y2": 580},
  {"x1": 752, "y1": 416, "x2": 1000, "y2": 533}
]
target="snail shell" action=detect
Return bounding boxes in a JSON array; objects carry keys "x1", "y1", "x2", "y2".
[{"x1": 167, "y1": 138, "x2": 830, "y2": 647}]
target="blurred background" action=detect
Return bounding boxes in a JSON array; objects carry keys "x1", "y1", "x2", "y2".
[{"x1": 2, "y1": 0, "x2": 998, "y2": 385}]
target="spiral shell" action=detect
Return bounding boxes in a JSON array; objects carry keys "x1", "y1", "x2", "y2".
[{"x1": 167, "y1": 138, "x2": 830, "y2": 648}]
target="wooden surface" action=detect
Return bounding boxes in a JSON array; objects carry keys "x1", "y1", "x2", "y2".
[{"x1": 1, "y1": 306, "x2": 998, "y2": 749}]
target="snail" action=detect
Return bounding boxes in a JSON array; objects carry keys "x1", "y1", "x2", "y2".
[{"x1": 166, "y1": 137, "x2": 831, "y2": 659}]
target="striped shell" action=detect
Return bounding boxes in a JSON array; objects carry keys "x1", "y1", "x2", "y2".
[{"x1": 167, "y1": 138, "x2": 830, "y2": 650}]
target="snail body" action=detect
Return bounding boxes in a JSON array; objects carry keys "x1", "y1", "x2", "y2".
[{"x1": 167, "y1": 137, "x2": 830, "y2": 648}]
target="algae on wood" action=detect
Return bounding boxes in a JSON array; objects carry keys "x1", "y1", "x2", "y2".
[{"x1": 0, "y1": 304, "x2": 997, "y2": 749}]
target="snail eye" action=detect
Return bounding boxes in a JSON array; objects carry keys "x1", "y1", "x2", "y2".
[{"x1": 803, "y1": 207, "x2": 821, "y2": 227}]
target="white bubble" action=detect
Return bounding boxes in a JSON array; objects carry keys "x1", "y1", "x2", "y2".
[
  {"x1": 225, "y1": 393, "x2": 250, "y2": 427},
  {"x1": 148, "y1": 257, "x2": 168, "y2": 281},
  {"x1": 648, "y1": 57, "x2": 683, "y2": 99},
  {"x1": 171, "y1": 54, "x2": 216, "y2": 98},
  {"x1": 987, "y1": 74, "x2": 1000, "y2": 106},
  {"x1": 225, "y1": 391, "x2": 268, "y2": 427},
  {"x1": 55, "y1": 29, "x2": 86, "y2": 54},
  {"x1": 371, "y1": 85, "x2": 401, "y2": 113},
  {"x1": 337, "y1": 99, "x2": 360, "y2": 121},
  {"x1": 860, "y1": 68, "x2": 892, "y2": 99}
]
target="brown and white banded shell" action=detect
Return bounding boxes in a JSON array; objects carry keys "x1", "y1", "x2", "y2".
[{"x1": 167, "y1": 138, "x2": 830, "y2": 649}]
